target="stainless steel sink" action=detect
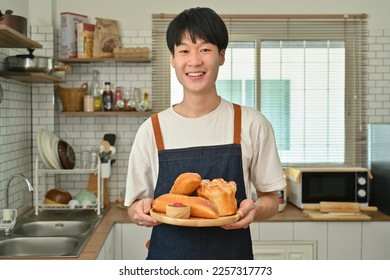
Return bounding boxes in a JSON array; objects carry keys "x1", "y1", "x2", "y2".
[
  {"x1": 0, "y1": 209, "x2": 103, "y2": 258},
  {"x1": 13, "y1": 220, "x2": 92, "y2": 236},
  {"x1": 0, "y1": 236, "x2": 80, "y2": 257}
]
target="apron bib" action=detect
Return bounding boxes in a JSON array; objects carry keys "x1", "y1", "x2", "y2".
[{"x1": 147, "y1": 104, "x2": 253, "y2": 260}]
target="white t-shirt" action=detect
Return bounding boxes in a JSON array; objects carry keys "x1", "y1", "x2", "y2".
[{"x1": 124, "y1": 98, "x2": 286, "y2": 207}]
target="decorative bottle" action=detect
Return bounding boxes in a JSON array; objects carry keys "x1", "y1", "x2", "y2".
[
  {"x1": 90, "y1": 70, "x2": 103, "y2": 111},
  {"x1": 102, "y1": 82, "x2": 114, "y2": 111}
]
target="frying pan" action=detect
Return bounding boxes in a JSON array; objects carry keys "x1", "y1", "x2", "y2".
[{"x1": 4, "y1": 48, "x2": 71, "y2": 74}]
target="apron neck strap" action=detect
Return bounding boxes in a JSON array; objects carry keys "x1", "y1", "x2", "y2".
[
  {"x1": 151, "y1": 103, "x2": 242, "y2": 151},
  {"x1": 233, "y1": 103, "x2": 242, "y2": 145}
]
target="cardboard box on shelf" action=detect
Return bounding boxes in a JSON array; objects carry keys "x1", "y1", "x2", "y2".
[
  {"x1": 77, "y1": 22, "x2": 95, "y2": 58},
  {"x1": 60, "y1": 12, "x2": 88, "y2": 58}
]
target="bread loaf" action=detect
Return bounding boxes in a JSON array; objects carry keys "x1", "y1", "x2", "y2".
[
  {"x1": 152, "y1": 193, "x2": 219, "y2": 219},
  {"x1": 169, "y1": 172, "x2": 202, "y2": 195},
  {"x1": 196, "y1": 179, "x2": 237, "y2": 216}
]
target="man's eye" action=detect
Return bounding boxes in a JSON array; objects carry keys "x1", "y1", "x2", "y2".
[{"x1": 200, "y1": 49, "x2": 211, "y2": 52}]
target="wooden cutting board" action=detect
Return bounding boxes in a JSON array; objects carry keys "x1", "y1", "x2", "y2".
[
  {"x1": 303, "y1": 210, "x2": 371, "y2": 221},
  {"x1": 150, "y1": 209, "x2": 240, "y2": 227}
]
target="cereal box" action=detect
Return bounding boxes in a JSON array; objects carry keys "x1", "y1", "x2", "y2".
[
  {"x1": 77, "y1": 23, "x2": 95, "y2": 58},
  {"x1": 60, "y1": 12, "x2": 88, "y2": 58}
]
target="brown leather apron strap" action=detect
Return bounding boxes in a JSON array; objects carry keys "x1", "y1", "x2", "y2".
[
  {"x1": 152, "y1": 104, "x2": 241, "y2": 150},
  {"x1": 151, "y1": 113, "x2": 165, "y2": 151},
  {"x1": 233, "y1": 103, "x2": 242, "y2": 144}
]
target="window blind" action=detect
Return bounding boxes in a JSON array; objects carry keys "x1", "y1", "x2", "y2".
[{"x1": 152, "y1": 14, "x2": 368, "y2": 167}]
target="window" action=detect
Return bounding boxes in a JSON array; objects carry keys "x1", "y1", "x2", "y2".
[{"x1": 152, "y1": 14, "x2": 368, "y2": 167}]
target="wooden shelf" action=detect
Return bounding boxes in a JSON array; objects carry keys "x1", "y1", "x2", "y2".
[
  {"x1": 57, "y1": 57, "x2": 150, "y2": 63},
  {"x1": 0, "y1": 25, "x2": 42, "y2": 48},
  {"x1": 56, "y1": 111, "x2": 153, "y2": 117},
  {"x1": 0, "y1": 71, "x2": 64, "y2": 83}
]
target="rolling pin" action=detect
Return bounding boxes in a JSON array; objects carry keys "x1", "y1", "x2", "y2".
[{"x1": 303, "y1": 202, "x2": 378, "y2": 213}]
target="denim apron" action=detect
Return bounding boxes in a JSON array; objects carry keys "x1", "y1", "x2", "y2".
[{"x1": 147, "y1": 104, "x2": 253, "y2": 260}]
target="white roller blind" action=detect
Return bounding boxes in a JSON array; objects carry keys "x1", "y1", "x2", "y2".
[{"x1": 152, "y1": 14, "x2": 368, "y2": 167}]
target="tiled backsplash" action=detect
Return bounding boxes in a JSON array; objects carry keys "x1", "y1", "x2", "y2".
[{"x1": 0, "y1": 25, "x2": 389, "y2": 214}]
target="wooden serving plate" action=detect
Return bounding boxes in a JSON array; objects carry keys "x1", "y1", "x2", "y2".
[{"x1": 150, "y1": 209, "x2": 240, "y2": 227}]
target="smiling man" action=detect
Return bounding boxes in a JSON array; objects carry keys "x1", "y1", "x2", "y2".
[{"x1": 125, "y1": 7, "x2": 286, "y2": 260}]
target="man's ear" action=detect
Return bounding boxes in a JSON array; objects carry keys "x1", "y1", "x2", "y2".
[
  {"x1": 170, "y1": 54, "x2": 175, "y2": 68},
  {"x1": 219, "y1": 49, "x2": 226, "y2": 66}
]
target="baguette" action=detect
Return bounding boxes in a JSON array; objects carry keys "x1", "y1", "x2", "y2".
[
  {"x1": 169, "y1": 172, "x2": 202, "y2": 195},
  {"x1": 152, "y1": 193, "x2": 219, "y2": 219}
]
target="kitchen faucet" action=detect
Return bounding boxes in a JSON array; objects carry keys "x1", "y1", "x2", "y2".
[{"x1": 5, "y1": 174, "x2": 34, "y2": 209}]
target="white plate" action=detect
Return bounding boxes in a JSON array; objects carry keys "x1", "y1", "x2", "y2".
[
  {"x1": 37, "y1": 129, "x2": 54, "y2": 169},
  {"x1": 42, "y1": 130, "x2": 62, "y2": 169},
  {"x1": 49, "y1": 132, "x2": 62, "y2": 169}
]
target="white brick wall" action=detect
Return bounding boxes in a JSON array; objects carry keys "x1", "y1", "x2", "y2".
[{"x1": 367, "y1": 29, "x2": 390, "y2": 123}]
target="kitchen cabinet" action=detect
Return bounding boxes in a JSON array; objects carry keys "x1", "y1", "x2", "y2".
[
  {"x1": 253, "y1": 241, "x2": 316, "y2": 260},
  {"x1": 250, "y1": 221, "x2": 390, "y2": 260},
  {"x1": 120, "y1": 223, "x2": 152, "y2": 260}
]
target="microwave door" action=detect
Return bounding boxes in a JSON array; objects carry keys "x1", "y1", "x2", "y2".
[{"x1": 301, "y1": 172, "x2": 356, "y2": 203}]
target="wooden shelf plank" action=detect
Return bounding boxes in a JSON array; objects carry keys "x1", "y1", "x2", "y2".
[
  {"x1": 0, "y1": 71, "x2": 64, "y2": 83},
  {"x1": 56, "y1": 111, "x2": 153, "y2": 117},
  {"x1": 0, "y1": 25, "x2": 42, "y2": 48},
  {"x1": 57, "y1": 57, "x2": 150, "y2": 63}
]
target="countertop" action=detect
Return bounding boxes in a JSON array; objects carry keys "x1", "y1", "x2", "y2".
[
  {"x1": 6, "y1": 202, "x2": 390, "y2": 260},
  {"x1": 75, "y1": 202, "x2": 390, "y2": 260}
]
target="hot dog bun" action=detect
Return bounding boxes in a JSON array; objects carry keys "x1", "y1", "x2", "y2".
[
  {"x1": 169, "y1": 172, "x2": 202, "y2": 195},
  {"x1": 196, "y1": 178, "x2": 237, "y2": 216},
  {"x1": 152, "y1": 193, "x2": 219, "y2": 219}
]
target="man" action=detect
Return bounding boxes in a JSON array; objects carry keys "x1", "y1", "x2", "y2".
[{"x1": 125, "y1": 7, "x2": 286, "y2": 259}]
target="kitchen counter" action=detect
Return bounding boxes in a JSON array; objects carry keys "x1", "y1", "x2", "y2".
[{"x1": 4, "y1": 202, "x2": 390, "y2": 260}]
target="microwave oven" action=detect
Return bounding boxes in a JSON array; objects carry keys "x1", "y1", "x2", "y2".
[{"x1": 285, "y1": 167, "x2": 371, "y2": 209}]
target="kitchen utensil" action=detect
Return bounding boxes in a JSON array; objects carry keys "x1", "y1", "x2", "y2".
[
  {"x1": 57, "y1": 139, "x2": 76, "y2": 169},
  {"x1": 303, "y1": 202, "x2": 378, "y2": 213},
  {"x1": 0, "y1": 10, "x2": 27, "y2": 35},
  {"x1": 4, "y1": 48, "x2": 71, "y2": 74},
  {"x1": 103, "y1": 133, "x2": 116, "y2": 146},
  {"x1": 303, "y1": 209, "x2": 372, "y2": 221},
  {"x1": 150, "y1": 209, "x2": 240, "y2": 227},
  {"x1": 44, "y1": 188, "x2": 73, "y2": 205}
]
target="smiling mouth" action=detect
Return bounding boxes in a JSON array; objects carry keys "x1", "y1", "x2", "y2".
[{"x1": 187, "y1": 72, "x2": 205, "y2": 77}]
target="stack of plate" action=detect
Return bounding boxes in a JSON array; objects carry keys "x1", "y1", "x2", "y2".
[{"x1": 37, "y1": 129, "x2": 75, "y2": 169}]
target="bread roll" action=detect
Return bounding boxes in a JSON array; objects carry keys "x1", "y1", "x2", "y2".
[
  {"x1": 196, "y1": 179, "x2": 237, "y2": 216},
  {"x1": 153, "y1": 193, "x2": 219, "y2": 219},
  {"x1": 169, "y1": 172, "x2": 202, "y2": 195}
]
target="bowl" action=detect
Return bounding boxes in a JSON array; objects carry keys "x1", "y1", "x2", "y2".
[
  {"x1": 44, "y1": 188, "x2": 73, "y2": 205},
  {"x1": 75, "y1": 191, "x2": 97, "y2": 204},
  {"x1": 166, "y1": 203, "x2": 191, "y2": 219},
  {"x1": 57, "y1": 139, "x2": 76, "y2": 169}
]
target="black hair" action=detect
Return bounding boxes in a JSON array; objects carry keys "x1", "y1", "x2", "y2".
[{"x1": 166, "y1": 7, "x2": 229, "y2": 54}]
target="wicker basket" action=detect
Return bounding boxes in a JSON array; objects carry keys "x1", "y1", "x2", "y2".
[{"x1": 55, "y1": 83, "x2": 88, "y2": 112}]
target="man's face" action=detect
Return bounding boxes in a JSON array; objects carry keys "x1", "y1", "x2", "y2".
[{"x1": 170, "y1": 32, "x2": 225, "y2": 96}]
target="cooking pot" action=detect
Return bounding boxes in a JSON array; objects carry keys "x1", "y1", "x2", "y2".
[
  {"x1": 4, "y1": 48, "x2": 70, "y2": 74},
  {"x1": 0, "y1": 10, "x2": 27, "y2": 35}
]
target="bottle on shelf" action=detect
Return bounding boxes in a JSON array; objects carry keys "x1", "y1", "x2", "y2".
[
  {"x1": 114, "y1": 87, "x2": 124, "y2": 111},
  {"x1": 102, "y1": 82, "x2": 114, "y2": 111},
  {"x1": 143, "y1": 91, "x2": 151, "y2": 111},
  {"x1": 90, "y1": 70, "x2": 103, "y2": 111}
]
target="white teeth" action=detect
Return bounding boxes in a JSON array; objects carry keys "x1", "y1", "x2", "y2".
[{"x1": 187, "y1": 72, "x2": 204, "y2": 77}]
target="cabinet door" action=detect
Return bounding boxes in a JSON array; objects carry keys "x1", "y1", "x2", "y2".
[
  {"x1": 362, "y1": 222, "x2": 390, "y2": 259},
  {"x1": 253, "y1": 241, "x2": 316, "y2": 260},
  {"x1": 121, "y1": 223, "x2": 152, "y2": 260},
  {"x1": 96, "y1": 227, "x2": 115, "y2": 260},
  {"x1": 327, "y1": 222, "x2": 362, "y2": 260}
]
